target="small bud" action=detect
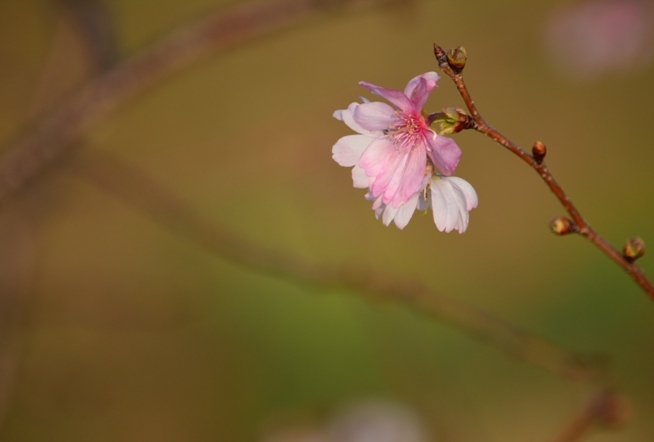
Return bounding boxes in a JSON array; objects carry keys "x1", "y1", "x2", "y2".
[
  {"x1": 532, "y1": 141, "x2": 547, "y2": 164},
  {"x1": 436, "y1": 108, "x2": 467, "y2": 134},
  {"x1": 623, "y1": 237, "x2": 645, "y2": 262},
  {"x1": 550, "y1": 216, "x2": 577, "y2": 235},
  {"x1": 438, "y1": 123, "x2": 456, "y2": 135},
  {"x1": 446, "y1": 46, "x2": 467, "y2": 72},
  {"x1": 442, "y1": 107, "x2": 461, "y2": 122}
]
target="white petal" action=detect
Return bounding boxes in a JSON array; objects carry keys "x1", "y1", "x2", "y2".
[
  {"x1": 351, "y1": 164, "x2": 369, "y2": 188},
  {"x1": 381, "y1": 204, "x2": 399, "y2": 226},
  {"x1": 332, "y1": 135, "x2": 374, "y2": 167},
  {"x1": 371, "y1": 194, "x2": 384, "y2": 211},
  {"x1": 451, "y1": 184, "x2": 468, "y2": 233},
  {"x1": 393, "y1": 193, "x2": 420, "y2": 229},
  {"x1": 369, "y1": 197, "x2": 385, "y2": 219},
  {"x1": 446, "y1": 177, "x2": 478, "y2": 211},
  {"x1": 430, "y1": 177, "x2": 461, "y2": 232},
  {"x1": 430, "y1": 176, "x2": 477, "y2": 233}
]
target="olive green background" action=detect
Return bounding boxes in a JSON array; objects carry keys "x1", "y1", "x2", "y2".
[{"x1": 0, "y1": 0, "x2": 653, "y2": 440}]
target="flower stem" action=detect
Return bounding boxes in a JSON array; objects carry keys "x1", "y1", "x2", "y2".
[{"x1": 433, "y1": 43, "x2": 654, "y2": 301}]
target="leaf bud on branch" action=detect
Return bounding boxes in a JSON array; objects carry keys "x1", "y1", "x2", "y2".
[
  {"x1": 623, "y1": 237, "x2": 646, "y2": 263},
  {"x1": 550, "y1": 216, "x2": 578, "y2": 235},
  {"x1": 446, "y1": 46, "x2": 467, "y2": 73},
  {"x1": 430, "y1": 107, "x2": 469, "y2": 134},
  {"x1": 532, "y1": 141, "x2": 547, "y2": 164}
]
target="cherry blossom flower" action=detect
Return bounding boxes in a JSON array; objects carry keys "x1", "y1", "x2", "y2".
[
  {"x1": 333, "y1": 73, "x2": 477, "y2": 231},
  {"x1": 369, "y1": 174, "x2": 478, "y2": 233},
  {"x1": 332, "y1": 72, "x2": 462, "y2": 209}
]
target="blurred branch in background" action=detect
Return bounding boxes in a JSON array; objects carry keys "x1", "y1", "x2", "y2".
[
  {"x1": 27, "y1": 0, "x2": 119, "y2": 119},
  {"x1": 58, "y1": 0, "x2": 121, "y2": 72},
  {"x1": 68, "y1": 148, "x2": 607, "y2": 383},
  {"x1": 66, "y1": 147, "x2": 625, "y2": 441},
  {"x1": 0, "y1": 209, "x2": 38, "y2": 431},
  {"x1": 0, "y1": 0, "x2": 120, "y2": 431},
  {"x1": 0, "y1": 0, "x2": 638, "y2": 439},
  {"x1": 0, "y1": 0, "x2": 397, "y2": 432},
  {"x1": 553, "y1": 389, "x2": 630, "y2": 442},
  {"x1": 0, "y1": 0, "x2": 391, "y2": 206}
]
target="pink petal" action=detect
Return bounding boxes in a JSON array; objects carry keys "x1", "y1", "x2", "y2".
[
  {"x1": 392, "y1": 146, "x2": 427, "y2": 206},
  {"x1": 358, "y1": 138, "x2": 395, "y2": 179},
  {"x1": 369, "y1": 144, "x2": 426, "y2": 207},
  {"x1": 353, "y1": 102, "x2": 397, "y2": 131},
  {"x1": 427, "y1": 135, "x2": 462, "y2": 176},
  {"x1": 359, "y1": 81, "x2": 412, "y2": 112},
  {"x1": 332, "y1": 134, "x2": 373, "y2": 167},
  {"x1": 369, "y1": 149, "x2": 408, "y2": 203},
  {"x1": 333, "y1": 102, "x2": 375, "y2": 135},
  {"x1": 403, "y1": 72, "x2": 440, "y2": 110}
]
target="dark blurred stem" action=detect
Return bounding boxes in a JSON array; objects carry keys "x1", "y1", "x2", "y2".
[
  {"x1": 552, "y1": 390, "x2": 629, "y2": 442},
  {"x1": 67, "y1": 148, "x2": 607, "y2": 384},
  {"x1": 0, "y1": 0, "x2": 374, "y2": 205},
  {"x1": 432, "y1": 43, "x2": 654, "y2": 301},
  {"x1": 59, "y1": 0, "x2": 120, "y2": 71}
]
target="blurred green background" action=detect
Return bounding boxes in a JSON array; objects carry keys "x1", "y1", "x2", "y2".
[{"x1": 0, "y1": 0, "x2": 653, "y2": 440}]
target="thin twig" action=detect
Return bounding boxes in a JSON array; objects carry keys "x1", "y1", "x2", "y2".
[
  {"x1": 0, "y1": 0, "x2": 378, "y2": 205},
  {"x1": 432, "y1": 43, "x2": 654, "y2": 301},
  {"x1": 66, "y1": 148, "x2": 607, "y2": 383}
]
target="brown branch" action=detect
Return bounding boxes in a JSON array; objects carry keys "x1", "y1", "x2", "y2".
[
  {"x1": 66, "y1": 148, "x2": 606, "y2": 383},
  {"x1": 0, "y1": 0, "x2": 378, "y2": 205},
  {"x1": 433, "y1": 43, "x2": 654, "y2": 301}
]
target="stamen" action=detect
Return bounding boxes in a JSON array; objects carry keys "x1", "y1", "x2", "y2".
[{"x1": 386, "y1": 112, "x2": 427, "y2": 151}]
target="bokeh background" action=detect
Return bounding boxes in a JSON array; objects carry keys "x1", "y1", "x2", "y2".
[{"x1": 0, "y1": 0, "x2": 653, "y2": 440}]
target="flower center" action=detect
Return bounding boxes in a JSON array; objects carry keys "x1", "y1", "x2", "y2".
[{"x1": 386, "y1": 112, "x2": 431, "y2": 150}]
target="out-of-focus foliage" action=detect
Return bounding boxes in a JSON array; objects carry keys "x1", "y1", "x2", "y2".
[{"x1": 0, "y1": 0, "x2": 653, "y2": 440}]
